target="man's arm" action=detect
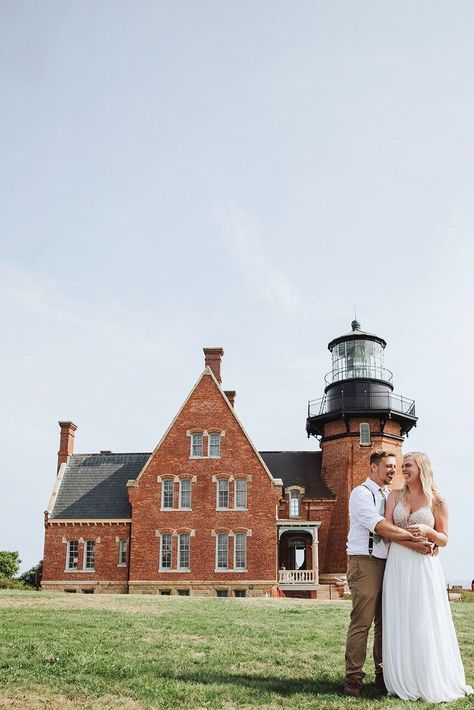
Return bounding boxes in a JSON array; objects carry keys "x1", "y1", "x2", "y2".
[
  {"x1": 350, "y1": 487, "x2": 417, "y2": 544},
  {"x1": 383, "y1": 490, "x2": 433, "y2": 554},
  {"x1": 374, "y1": 518, "x2": 417, "y2": 543}
]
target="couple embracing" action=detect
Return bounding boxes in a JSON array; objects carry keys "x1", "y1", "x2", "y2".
[{"x1": 343, "y1": 449, "x2": 472, "y2": 703}]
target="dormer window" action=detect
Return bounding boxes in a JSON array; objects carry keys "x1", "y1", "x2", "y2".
[
  {"x1": 191, "y1": 433, "x2": 203, "y2": 457},
  {"x1": 288, "y1": 486, "x2": 304, "y2": 518}
]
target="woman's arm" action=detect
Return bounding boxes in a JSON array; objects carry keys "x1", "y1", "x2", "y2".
[
  {"x1": 408, "y1": 497, "x2": 449, "y2": 548},
  {"x1": 386, "y1": 489, "x2": 434, "y2": 554}
]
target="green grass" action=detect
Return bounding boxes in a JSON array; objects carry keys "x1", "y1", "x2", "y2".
[{"x1": 0, "y1": 591, "x2": 473, "y2": 709}]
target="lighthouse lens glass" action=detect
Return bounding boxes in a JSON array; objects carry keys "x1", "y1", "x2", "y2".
[{"x1": 332, "y1": 340, "x2": 384, "y2": 381}]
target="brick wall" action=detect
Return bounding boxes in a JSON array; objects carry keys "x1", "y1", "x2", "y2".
[
  {"x1": 42, "y1": 521, "x2": 130, "y2": 593},
  {"x1": 127, "y1": 371, "x2": 282, "y2": 594},
  {"x1": 320, "y1": 416, "x2": 405, "y2": 573}
]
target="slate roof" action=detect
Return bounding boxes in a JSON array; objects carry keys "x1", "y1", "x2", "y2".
[
  {"x1": 50, "y1": 453, "x2": 150, "y2": 519},
  {"x1": 49, "y1": 449, "x2": 335, "y2": 520},
  {"x1": 259, "y1": 451, "x2": 336, "y2": 500}
]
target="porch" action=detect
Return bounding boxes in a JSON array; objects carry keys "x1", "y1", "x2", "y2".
[{"x1": 277, "y1": 522, "x2": 320, "y2": 591}]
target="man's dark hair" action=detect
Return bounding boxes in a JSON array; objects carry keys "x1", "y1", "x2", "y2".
[{"x1": 370, "y1": 450, "x2": 395, "y2": 466}]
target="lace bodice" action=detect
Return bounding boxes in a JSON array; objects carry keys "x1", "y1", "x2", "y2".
[{"x1": 393, "y1": 499, "x2": 435, "y2": 529}]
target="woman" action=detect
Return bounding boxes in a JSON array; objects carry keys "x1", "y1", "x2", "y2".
[{"x1": 382, "y1": 452, "x2": 472, "y2": 702}]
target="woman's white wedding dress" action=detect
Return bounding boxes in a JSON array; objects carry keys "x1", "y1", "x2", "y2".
[{"x1": 382, "y1": 500, "x2": 473, "y2": 702}]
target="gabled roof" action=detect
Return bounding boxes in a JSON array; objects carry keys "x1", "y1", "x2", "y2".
[
  {"x1": 259, "y1": 451, "x2": 336, "y2": 500},
  {"x1": 49, "y1": 453, "x2": 150, "y2": 519},
  {"x1": 48, "y1": 449, "x2": 335, "y2": 521},
  {"x1": 134, "y1": 366, "x2": 280, "y2": 486}
]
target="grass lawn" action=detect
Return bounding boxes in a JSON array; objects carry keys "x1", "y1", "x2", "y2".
[{"x1": 0, "y1": 591, "x2": 473, "y2": 709}]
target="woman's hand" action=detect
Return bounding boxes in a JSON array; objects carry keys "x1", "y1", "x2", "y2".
[{"x1": 408, "y1": 523, "x2": 434, "y2": 541}]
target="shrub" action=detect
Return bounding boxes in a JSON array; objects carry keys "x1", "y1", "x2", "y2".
[
  {"x1": 0, "y1": 574, "x2": 28, "y2": 590},
  {"x1": 19, "y1": 560, "x2": 43, "y2": 588}
]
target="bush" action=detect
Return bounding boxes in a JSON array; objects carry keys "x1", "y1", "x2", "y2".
[
  {"x1": 19, "y1": 560, "x2": 43, "y2": 588},
  {"x1": 0, "y1": 574, "x2": 28, "y2": 590}
]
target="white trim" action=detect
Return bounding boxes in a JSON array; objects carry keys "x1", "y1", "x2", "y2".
[
  {"x1": 215, "y1": 531, "x2": 229, "y2": 570},
  {"x1": 359, "y1": 422, "x2": 371, "y2": 446},
  {"x1": 190, "y1": 432, "x2": 204, "y2": 459},
  {"x1": 234, "y1": 479, "x2": 248, "y2": 510},
  {"x1": 161, "y1": 478, "x2": 174, "y2": 511},
  {"x1": 216, "y1": 478, "x2": 230, "y2": 510},
  {"x1": 83, "y1": 540, "x2": 96, "y2": 571},
  {"x1": 234, "y1": 531, "x2": 247, "y2": 571},
  {"x1": 47, "y1": 462, "x2": 67, "y2": 514},
  {"x1": 117, "y1": 539, "x2": 128, "y2": 567},
  {"x1": 49, "y1": 519, "x2": 131, "y2": 525},
  {"x1": 159, "y1": 531, "x2": 173, "y2": 572},
  {"x1": 208, "y1": 432, "x2": 221, "y2": 458},
  {"x1": 65, "y1": 540, "x2": 79, "y2": 572},
  {"x1": 177, "y1": 531, "x2": 191, "y2": 571},
  {"x1": 179, "y1": 479, "x2": 192, "y2": 510}
]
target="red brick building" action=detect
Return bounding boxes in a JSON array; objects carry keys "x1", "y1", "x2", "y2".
[{"x1": 42, "y1": 322, "x2": 417, "y2": 597}]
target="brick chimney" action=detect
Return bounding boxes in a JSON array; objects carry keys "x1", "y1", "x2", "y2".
[
  {"x1": 203, "y1": 347, "x2": 224, "y2": 384},
  {"x1": 57, "y1": 421, "x2": 77, "y2": 472},
  {"x1": 224, "y1": 390, "x2": 236, "y2": 408}
]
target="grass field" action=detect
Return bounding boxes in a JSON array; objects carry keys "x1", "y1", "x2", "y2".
[{"x1": 0, "y1": 591, "x2": 473, "y2": 709}]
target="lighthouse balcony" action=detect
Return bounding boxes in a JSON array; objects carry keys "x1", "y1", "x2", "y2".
[
  {"x1": 308, "y1": 389, "x2": 416, "y2": 419},
  {"x1": 306, "y1": 380, "x2": 417, "y2": 438}
]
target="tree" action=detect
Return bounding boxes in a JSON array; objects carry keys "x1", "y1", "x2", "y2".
[
  {"x1": 19, "y1": 560, "x2": 43, "y2": 588},
  {"x1": 0, "y1": 551, "x2": 21, "y2": 578}
]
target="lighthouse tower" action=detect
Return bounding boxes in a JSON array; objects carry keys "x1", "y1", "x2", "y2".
[{"x1": 306, "y1": 320, "x2": 417, "y2": 576}]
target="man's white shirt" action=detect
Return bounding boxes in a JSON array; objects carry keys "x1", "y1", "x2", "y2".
[{"x1": 346, "y1": 477, "x2": 390, "y2": 559}]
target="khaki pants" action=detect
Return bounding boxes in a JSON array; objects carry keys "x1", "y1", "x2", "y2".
[{"x1": 345, "y1": 555, "x2": 386, "y2": 680}]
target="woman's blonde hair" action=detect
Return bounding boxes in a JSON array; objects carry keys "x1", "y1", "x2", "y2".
[{"x1": 402, "y1": 451, "x2": 440, "y2": 507}]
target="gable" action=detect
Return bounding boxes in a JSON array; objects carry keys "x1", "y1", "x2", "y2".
[{"x1": 133, "y1": 366, "x2": 280, "y2": 486}]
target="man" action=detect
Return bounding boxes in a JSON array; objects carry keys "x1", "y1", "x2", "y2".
[{"x1": 343, "y1": 450, "x2": 433, "y2": 698}]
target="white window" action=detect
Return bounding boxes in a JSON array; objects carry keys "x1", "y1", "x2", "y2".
[
  {"x1": 360, "y1": 422, "x2": 371, "y2": 446},
  {"x1": 162, "y1": 479, "x2": 174, "y2": 509},
  {"x1": 178, "y1": 533, "x2": 190, "y2": 570},
  {"x1": 289, "y1": 490, "x2": 300, "y2": 517},
  {"x1": 179, "y1": 479, "x2": 192, "y2": 509},
  {"x1": 208, "y1": 432, "x2": 221, "y2": 457},
  {"x1": 118, "y1": 539, "x2": 128, "y2": 566},
  {"x1": 83, "y1": 540, "x2": 96, "y2": 571},
  {"x1": 216, "y1": 532, "x2": 228, "y2": 569},
  {"x1": 217, "y1": 479, "x2": 229, "y2": 509},
  {"x1": 66, "y1": 540, "x2": 79, "y2": 571},
  {"x1": 235, "y1": 479, "x2": 247, "y2": 509},
  {"x1": 160, "y1": 533, "x2": 172, "y2": 570},
  {"x1": 234, "y1": 533, "x2": 247, "y2": 570},
  {"x1": 191, "y1": 433, "x2": 203, "y2": 457}
]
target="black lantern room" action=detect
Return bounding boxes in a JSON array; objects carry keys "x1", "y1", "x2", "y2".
[{"x1": 306, "y1": 320, "x2": 417, "y2": 438}]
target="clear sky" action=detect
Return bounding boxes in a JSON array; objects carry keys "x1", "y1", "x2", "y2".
[{"x1": 1, "y1": 1, "x2": 473, "y2": 582}]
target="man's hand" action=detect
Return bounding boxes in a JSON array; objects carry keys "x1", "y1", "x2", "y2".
[{"x1": 412, "y1": 539, "x2": 434, "y2": 555}]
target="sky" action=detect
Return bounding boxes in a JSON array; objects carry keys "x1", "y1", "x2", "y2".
[{"x1": 1, "y1": 1, "x2": 473, "y2": 582}]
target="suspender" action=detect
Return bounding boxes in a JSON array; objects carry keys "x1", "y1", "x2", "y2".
[{"x1": 362, "y1": 484, "x2": 377, "y2": 556}]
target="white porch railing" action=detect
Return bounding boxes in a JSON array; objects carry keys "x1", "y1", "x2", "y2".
[{"x1": 278, "y1": 569, "x2": 315, "y2": 584}]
